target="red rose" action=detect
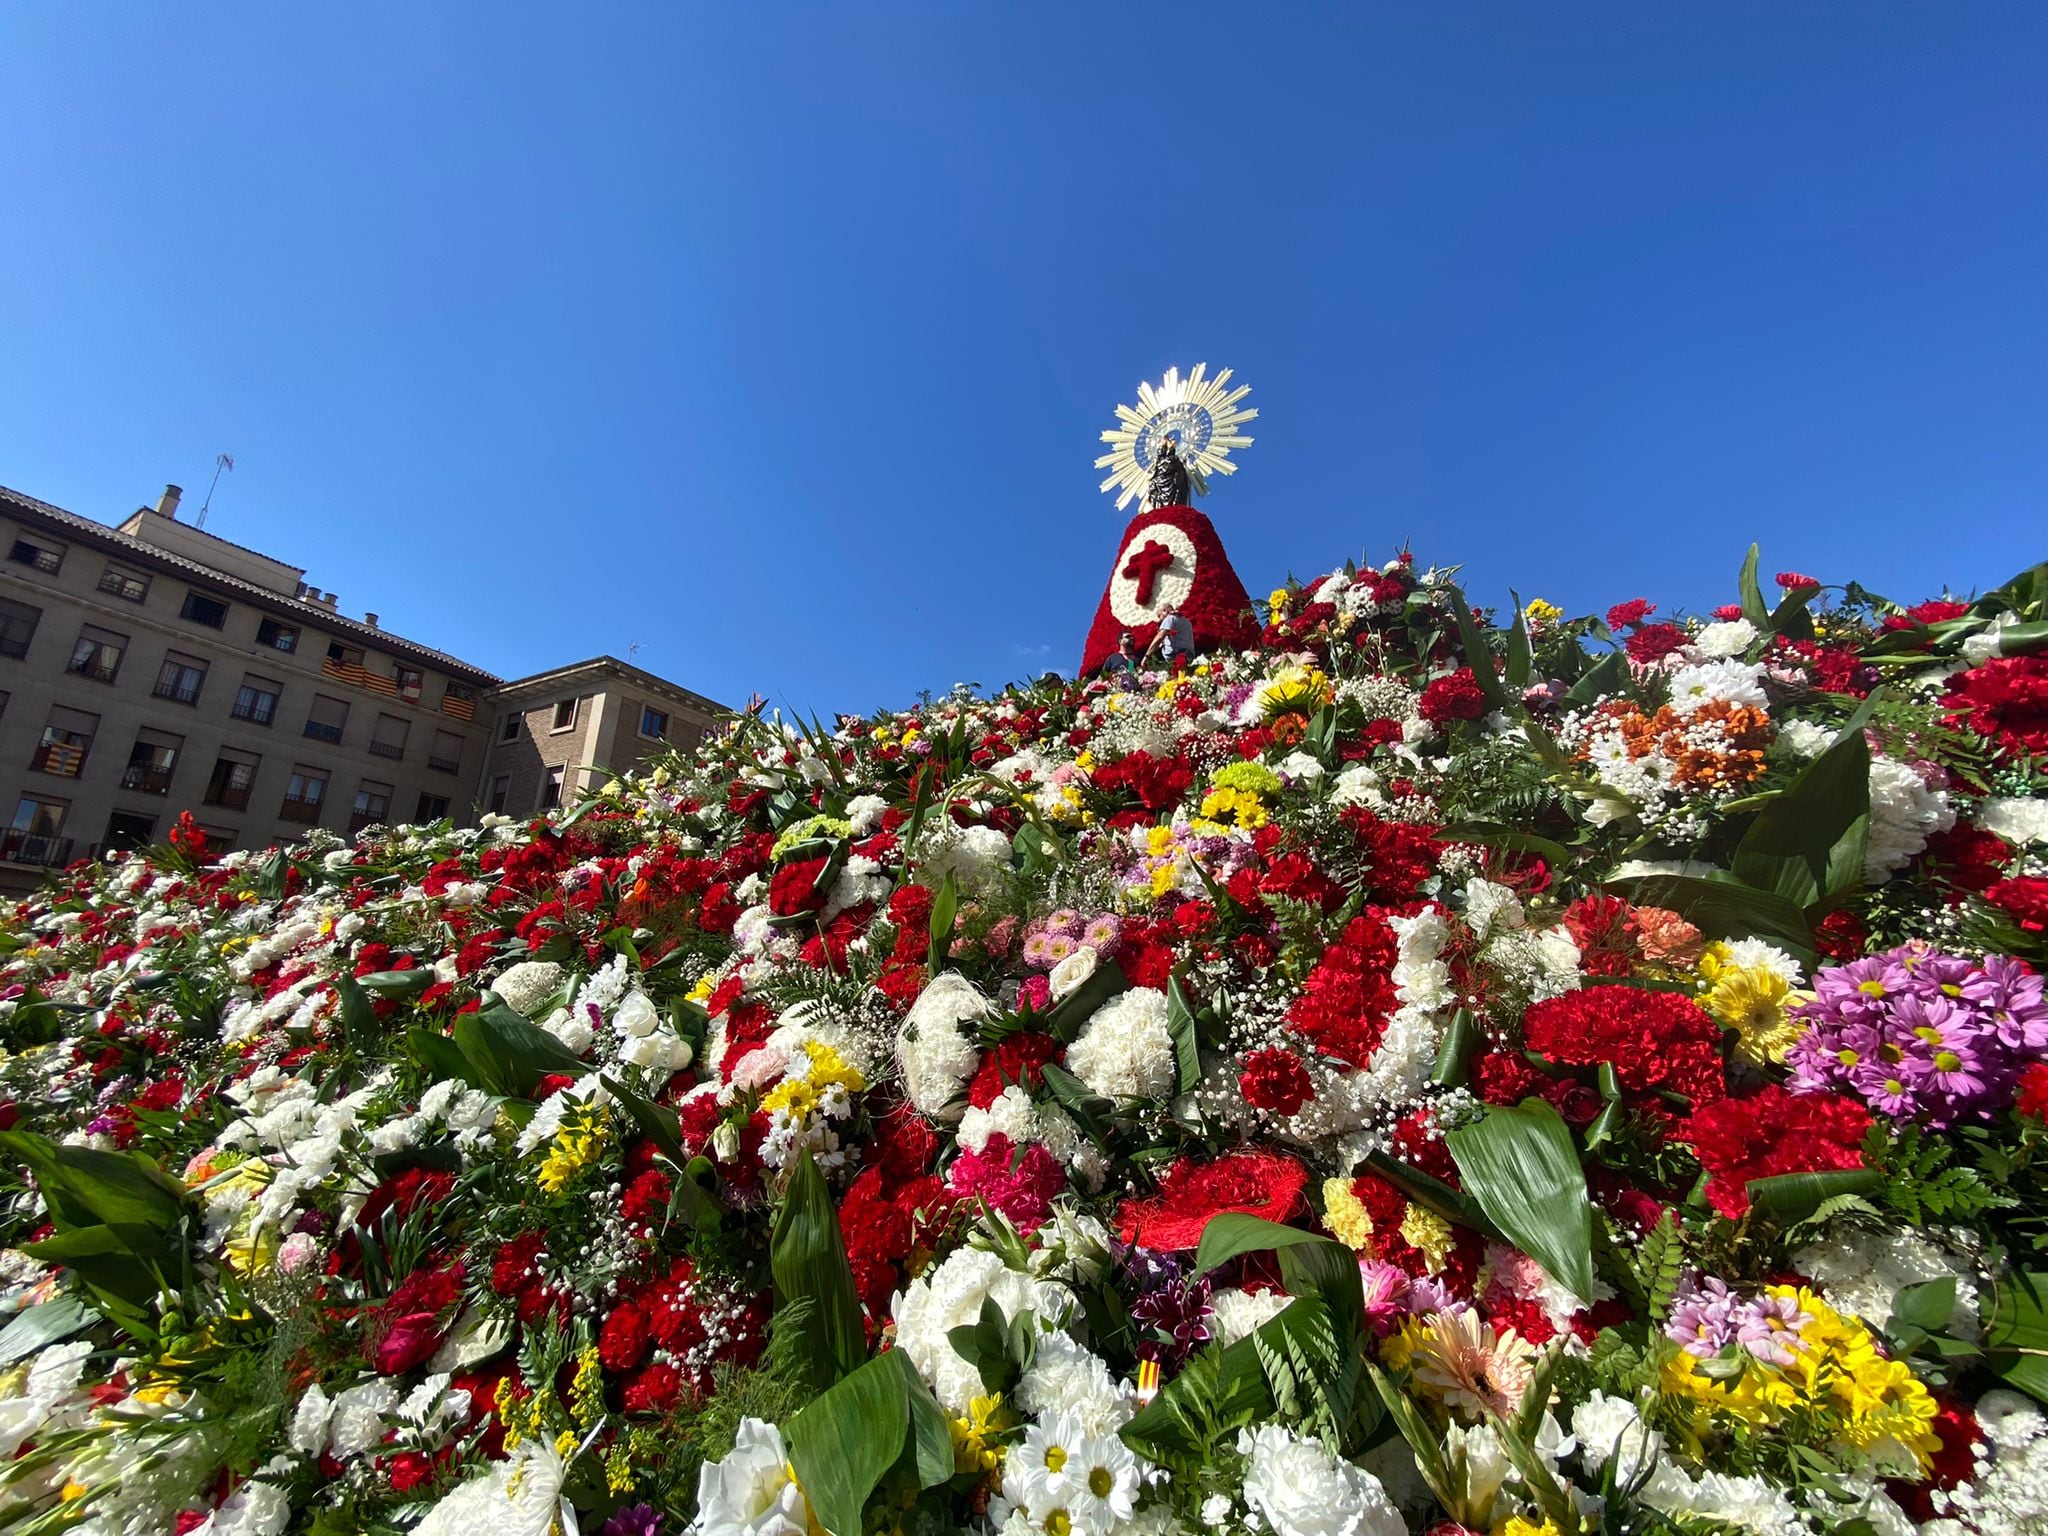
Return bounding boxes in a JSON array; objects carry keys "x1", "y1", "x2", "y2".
[{"x1": 1238, "y1": 1049, "x2": 1314, "y2": 1116}]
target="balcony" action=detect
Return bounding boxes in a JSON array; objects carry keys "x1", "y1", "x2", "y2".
[
  {"x1": 440, "y1": 693, "x2": 475, "y2": 722},
  {"x1": 120, "y1": 766, "x2": 174, "y2": 795},
  {"x1": 303, "y1": 721, "x2": 344, "y2": 744},
  {"x1": 426, "y1": 753, "x2": 461, "y2": 774},
  {"x1": 30, "y1": 742, "x2": 87, "y2": 777},
  {"x1": 153, "y1": 677, "x2": 203, "y2": 705},
  {"x1": 0, "y1": 829, "x2": 73, "y2": 867},
  {"x1": 278, "y1": 795, "x2": 323, "y2": 825},
  {"x1": 205, "y1": 784, "x2": 253, "y2": 811},
  {"x1": 347, "y1": 811, "x2": 383, "y2": 835},
  {"x1": 66, "y1": 656, "x2": 120, "y2": 684},
  {"x1": 368, "y1": 739, "x2": 406, "y2": 760},
  {"x1": 231, "y1": 700, "x2": 277, "y2": 726}
]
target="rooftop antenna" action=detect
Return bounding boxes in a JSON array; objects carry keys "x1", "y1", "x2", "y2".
[
  {"x1": 627, "y1": 640, "x2": 644, "y2": 661},
  {"x1": 195, "y1": 453, "x2": 235, "y2": 529}
]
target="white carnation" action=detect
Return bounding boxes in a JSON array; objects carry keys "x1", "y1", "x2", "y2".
[
  {"x1": 1206, "y1": 1286, "x2": 1292, "y2": 1346},
  {"x1": 1979, "y1": 795, "x2": 2048, "y2": 846},
  {"x1": 1694, "y1": 618, "x2": 1760, "y2": 657},
  {"x1": 894, "y1": 973, "x2": 990, "y2": 1122},
  {"x1": 490, "y1": 960, "x2": 563, "y2": 1016},
  {"x1": 1865, "y1": 757, "x2": 1955, "y2": 883},
  {"x1": 1065, "y1": 987, "x2": 1176, "y2": 1102},
  {"x1": 1666, "y1": 659, "x2": 1769, "y2": 717},
  {"x1": 1237, "y1": 1423, "x2": 1404, "y2": 1536},
  {"x1": 1777, "y1": 718, "x2": 1837, "y2": 758},
  {"x1": 893, "y1": 1247, "x2": 1071, "y2": 1415}
]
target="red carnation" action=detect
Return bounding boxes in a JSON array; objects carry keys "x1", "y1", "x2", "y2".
[
  {"x1": 1521, "y1": 984, "x2": 1727, "y2": 1107},
  {"x1": 1238, "y1": 1048, "x2": 1314, "y2": 1116},
  {"x1": 1285, "y1": 912, "x2": 1402, "y2": 1067},
  {"x1": 1907, "y1": 599, "x2": 1970, "y2": 625},
  {"x1": 967, "y1": 1032, "x2": 1063, "y2": 1109},
  {"x1": 767, "y1": 857, "x2": 829, "y2": 917},
  {"x1": 1683, "y1": 1084, "x2": 1870, "y2": 1219},
  {"x1": 1116, "y1": 1151, "x2": 1309, "y2": 1250},
  {"x1": 1946, "y1": 656, "x2": 2048, "y2": 757},
  {"x1": 1774, "y1": 571, "x2": 1821, "y2": 592},
  {"x1": 2018, "y1": 1062, "x2": 2048, "y2": 1121},
  {"x1": 1606, "y1": 598, "x2": 1655, "y2": 630},
  {"x1": 623, "y1": 1360, "x2": 684, "y2": 1414},
  {"x1": 1625, "y1": 623, "x2": 1691, "y2": 664},
  {"x1": 1985, "y1": 876, "x2": 2048, "y2": 935},
  {"x1": 599, "y1": 1298, "x2": 651, "y2": 1371},
  {"x1": 1419, "y1": 668, "x2": 1489, "y2": 726}
]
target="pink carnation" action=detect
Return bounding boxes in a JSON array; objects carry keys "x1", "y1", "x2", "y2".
[{"x1": 944, "y1": 1133, "x2": 1065, "y2": 1232}]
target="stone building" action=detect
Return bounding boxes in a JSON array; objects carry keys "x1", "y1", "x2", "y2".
[
  {"x1": 0, "y1": 481, "x2": 726, "y2": 890},
  {"x1": 477, "y1": 658, "x2": 724, "y2": 818}
]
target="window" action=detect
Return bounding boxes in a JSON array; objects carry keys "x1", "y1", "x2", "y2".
[
  {"x1": 280, "y1": 768, "x2": 327, "y2": 824},
  {"x1": 499, "y1": 713, "x2": 521, "y2": 742},
  {"x1": 102, "y1": 810, "x2": 157, "y2": 855},
  {"x1": 541, "y1": 764, "x2": 566, "y2": 810},
  {"x1": 0, "y1": 597, "x2": 42, "y2": 659},
  {"x1": 204, "y1": 752, "x2": 259, "y2": 811},
  {"x1": 195, "y1": 825, "x2": 236, "y2": 856},
  {"x1": 488, "y1": 774, "x2": 511, "y2": 814},
  {"x1": 66, "y1": 626, "x2": 127, "y2": 684},
  {"x1": 153, "y1": 652, "x2": 208, "y2": 705},
  {"x1": 256, "y1": 617, "x2": 299, "y2": 653},
  {"x1": 180, "y1": 591, "x2": 229, "y2": 629},
  {"x1": 369, "y1": 713, "x2": 410, "y2": 760},
  {"x1": 550, "y1": 698, "x2": 578, "y2": 732},
  {"x1": 32, "y1": 707, "x2": 97, "y2": 778},
  {"x1": 349, "y1": 780, "x2": 393, "y2": 833},
  {"x1": 396, "y1": 666, "x2": 424, "y2": 701},
  {"x1": 415, "y1": 791, "x2": 451, "y2": 822},
  {"x1": 4, "y1": 796, "x2": 71, "y2": 867},
  {"x1": 8, "y1": 537, "x2": 62, "y2": 574},
  {"x1": 97, "y1": 565, "x2": 150, "y2": 602},
  {"x1": 441, "y1": 680, "x2": 477, "y2": 720},
  {"x1": 303, "y1": 694, "x2": 350, "y2": 744},
  {"x1": 326, "y1": 640, "x2": 364, "y2": 666},
  {"x1": 639, "y1": 705, "x2": 669, "y2": 740},
  {"x1": 427, "y1": 729, "x2": 464, "y2": 773},
  {"x1": 231, "y1": 675, "x2": 282, "y2": 725},
  {"x1": 120, "y1": 731, "x2": 182, "y2": 795}
]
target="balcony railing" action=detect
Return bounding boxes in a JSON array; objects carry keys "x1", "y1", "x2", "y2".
[
  {"x1": 153, "y1": 677, "x2": 203, "y2": 705},
  {"x1": 120, "y1": 766, "x2": 174, "y2": 794},
  {"x1": 303, "y1": 721, "x2": 344, "y2": 744},
  {"x1": 205, "y1": 783, "x2": 253, "y2": 811},
  {"x1": 368, "y1": 740, "x2": 406, "y2": 760},
  {"x1": 0, "y1": 829, "x2": 73, "y2": 867},
  {"x1": 30, "y1": 742, "x2": 87, "y2": 777},
  {"x1": 66, "y1": 656, "x2": 120, "y2": 684},
  {"x1": 278, "y1": 796, "x2": 323, "y2": 824},
  {"x1": 426, "y1": 753, "x2": 461, "y2": 774},
  {"x1": 231, "y1": 699, "x2": 277, "y2": 726},
  {"x1": 97, "y1": 570, "x2": 148, "y2": 601}
]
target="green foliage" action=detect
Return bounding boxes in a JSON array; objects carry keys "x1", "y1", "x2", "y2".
[
  {"x1": 1729, "y1": 694, "x2": 1875, "y2": 910},
  {"x1": 1865, "y1": 1124, "x2": 2013, "y2": 1226},
  {"x1": 1445, "y1": 1098, "x2": 1596, "y2": 1303},
  {"x1": 784, "y1": 1349, "x2": 953, "y2": 1536},
  {"x1": 768, "y1": 1151, "x2": 868, "y2": 1390},
  {"x1": 946, "y1": 1297, "x2": 1040, "y2": 1396}
]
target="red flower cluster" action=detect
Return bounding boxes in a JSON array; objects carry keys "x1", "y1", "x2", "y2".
[
  {"x1": 1238, "y1": 1048, "x2": 1313, "y2": 1116},
  {"x1": 767, "y1": 857, "x2": 829, "y2": 917},
  {"x1": 1115, "y1": 1150, "x2": 1307, "y2": 1249},
  {"x1": 1606, "y1": 598, "x2": 1655, "y2": 630},
  {"x1": 1945, "y1": 656, "x2": 2048, "y2": 756},
  {"x1": 1985, "y1": 876, "x2": 2048, "y2": 935},
  {"x1": 1625, "y1": 623, "x2": 1691, "y2": 664},
  {"x1": 1419, "y1": 668, "x2": 1489, "y2": 726},
  {"x1": 371, "y1": 1261, "x2": 464, "y2": 1375},
  {"x1": 967, "y1": 1031, "x2": 1063, "y2": 1109},
  {"x1": 1520, "y1": 985, "x2": 1727, "y2": 1109},
  {"x1": 1285, "y1": 913, "x2": 1402, "y2": 1067},
  {"x1": 1684, "y1": 1084, "x2": 1871, "y2": 1219},
  {"x1": 945, "y1": 1133, "x2": 1065, "y2": 1232},
  {"x1": 1092, "y1": 751, "x2": 1194, "y2": 812}
]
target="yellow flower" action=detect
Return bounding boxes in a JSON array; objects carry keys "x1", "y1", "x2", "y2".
[
  {"x1": 1198, "y1": 786, "x2": 1269, "y2": 830},
  {"x1": 1500, "y1": 1518, "x2": 1561, "y2": 1536},
  {"x1": 1522, "y1": 598, "x2": 1563, "y2": 626},
  {"x1": 537, "y1": 1106, "x2": 610, "y2": 1196},
  {"x1": 950, "y1": 1393, "x2": 1006, "y2": 1475},
  {"x1": 1399, "y1": 1205, "x2": 1457, "y2": 1273},
  {"x1": 686, "y1": 971, "x2": 718, "y2": 1004},
  {"x1": 60, "y1": 1481, "x2": 89, "y2": 1502},
  {"x1": 1696, "y1": 944, "x2": 1800, "y2": 1065},
  {"x1": 1320, "y1": 1177, "x2": 1375, "y2": 1251},
  {"x1": 1268, "y1": 587, "x2": 1292, "y2": 624}
]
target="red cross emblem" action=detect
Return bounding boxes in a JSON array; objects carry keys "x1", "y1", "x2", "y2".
[{"x1": 1121, "y1": 539, "x2": 1175, "y2": 607}]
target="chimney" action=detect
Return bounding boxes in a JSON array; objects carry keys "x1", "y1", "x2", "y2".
[
  {"x1": 303, "y1": 587, "x2": 321, "y2": 603},
  {"x1": 157, "y1": 484, "x2": 183, "y2": 519},
  {"x1": 364, "y1": 612, "x2": 379, "y2": 628}
]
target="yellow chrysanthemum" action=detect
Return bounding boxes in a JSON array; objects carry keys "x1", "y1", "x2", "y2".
[
  {"x1": 1501, "y1": 1518, "x2": 1561, "y2": 1536},
  {"x1": 1399, "y1": 1205, "x2": 1457, "y2": 1273},
  {"x1": 1268, "y1": 587, "x2": 1292, "y2": 624},
  {"x1": 537, "y1": 1106, "x2": 610, "y2": 1196},
  {"x1": 1523, "y1": 598, "x2": 1563, "y2": 626},
  {"x1": 1198, "y1": 786, "x2": 1269, "y2": 830},
  {"x1": 951, "y1": 1393, "x2": 1006, "y2": 1476}
]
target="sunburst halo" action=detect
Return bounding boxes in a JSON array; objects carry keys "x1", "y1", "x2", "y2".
[{"x1": 1094, "y1": 363, "x2": 1258, "y2": 512}]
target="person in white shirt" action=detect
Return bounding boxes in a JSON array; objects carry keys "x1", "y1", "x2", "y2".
[{"x1": 1144, "y1": 606, "x2": 1196, "y2": 670}]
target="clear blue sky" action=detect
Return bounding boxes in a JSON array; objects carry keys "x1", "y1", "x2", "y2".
[{"x1": 2, "y1": 5, "x2": 2043, "y2": 715}]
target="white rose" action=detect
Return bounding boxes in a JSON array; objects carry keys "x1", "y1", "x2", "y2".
[
  {"x1": 1047, "y1": 945, "x2": 1099, "y2": 1003},
  {"x1": 612, "y1": 989, "x2": 661, "y2": 1039}
]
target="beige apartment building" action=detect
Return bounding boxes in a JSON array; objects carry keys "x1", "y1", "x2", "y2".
[{"x1": 0, "y1": 481, "x2": 726, "y2": 891}]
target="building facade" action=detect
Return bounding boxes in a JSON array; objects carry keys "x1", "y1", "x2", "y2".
[
  {"x1": 0, "y1": 482, "x2": 726, "y2": 891},
  {"x1": 478, "y1": 658, "x2": 724, "y2": 818}
]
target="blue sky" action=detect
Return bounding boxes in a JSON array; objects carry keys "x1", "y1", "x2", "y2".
[{"x1": 2, "y1": 4, "x2": 2043, "y2": 715}]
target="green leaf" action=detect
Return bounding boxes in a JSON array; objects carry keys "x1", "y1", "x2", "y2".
[
  {"x1": 784, "y1": 1352, "x2": 911, "y2": 1536},
  {"x1": 1193, "y1": 1213, "x2": 1336, "y2": 1275},
  {"x1": 1445, "y1": 1099, "x2": 1594, "y2": 1303},
  {"x1": 1738, "y1": 543, "x2": 1770, "y2": 627},
  {"x1": 1890, "y1": 1276, "x2": 1959, "y2": 1334},
  {"x1": 1768, "y1": 582, "x2": 1821, "y2": 641},
  {"x1": 454, "y1": 995, "x2": 592, "y2": 1097},
  {"x1": 1744, "y1": 1168, "x2": 1884, "y2": 1224},
  {"x1": 355, "y1": 968, "x2": 433, "y2": 997},
  {"x1": 1431, "y1": 1008, "x2": 1477, "y2": 1089},
  {"x1": 1731, "y1": 695, "x2": 1878, "y2": 909},
  {"x1": 1504, "y1": 593, "x2": 1534, "y2": 690},
  {"x1": 926, "y1": 870, "x2": 959, "y2": 974},
  {"x1": 0, "y1": 1131, "x2": 186, "y2": 1245},
  {"x1": 769, "y1": 1151, "x2": 867, "y2": 1390},
  {"x1": 1166, "y1": 971, "x2": 1204, "y2": 1096},
  {"x1": 1043, "y1": 957, "x2": 1130, "y2": 1042},
  {"x1": 1564, "y1": 649, "x2": 1629, "y2": 708},
  {"x1": 1448, "y1": 588, "x2": 1513, "y2": 711},
  {"x1": 0, "y1": 1295, "x2": 93, "y2": 1365},
  {"x1": 1986, "y1": 1270, "x2": 2048, "y2": 1404}
]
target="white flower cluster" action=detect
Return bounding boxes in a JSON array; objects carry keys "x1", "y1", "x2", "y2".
[
  {"x1": 894, "y1": 972, "x2": 991, "y2": 1121},
  {"x1": 891, "y1": 1245, "x2": 1076, "y2": 1415},
  {"x1": 1065, "y1": 987, "x2": 1177, "y2": 1102},
  {"x1": 1793, "y1": 1228, "x2": 1979, "y2": 1338},
  {"x1": 1237, "y1": 1423, "x2": 1406, "y2": 1536},
  {"x1": 991, "y1": 1410, "x2": 1146, "y2": 1536},
  {"x1": 1865, "y1": 756, "x2": 1957, "y2": 883}
]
